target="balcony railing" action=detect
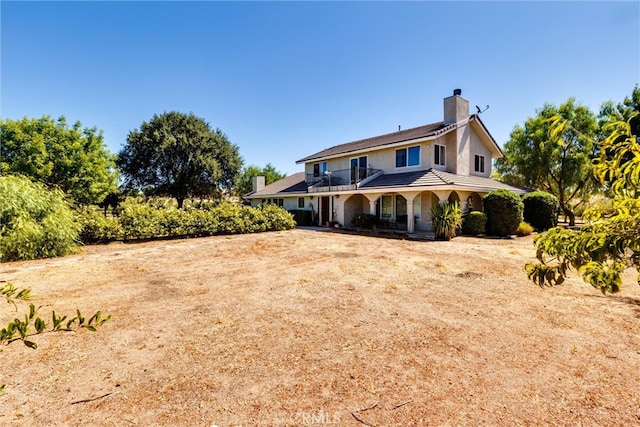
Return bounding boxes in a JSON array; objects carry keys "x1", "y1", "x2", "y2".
[{"x1": 306, "y1": 167, "x2": 381, "y2": 188}]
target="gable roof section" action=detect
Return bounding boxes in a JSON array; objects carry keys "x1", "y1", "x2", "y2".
[
  {"x1": 246, "y1": 172, "x2": 307, "y2": 198},
  {"x1": 296, "y1": 114, "x2": 502, "y2": 164},
  {"x1": 296, "y1": 121, "x2": 455, "y2": 163},
  {"x1": 360, "y1": 169, "x2": 529, "y2": 194},
  {"x1": 469, "y1": 115, "x2": 503, "y2": 157}
]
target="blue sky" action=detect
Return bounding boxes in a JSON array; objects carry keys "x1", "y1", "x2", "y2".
[{"x1": 2, "y1": 1, "x2": 639, "y2": 175}]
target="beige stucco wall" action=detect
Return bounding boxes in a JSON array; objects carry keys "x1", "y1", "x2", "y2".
[
  {"x1": 302, "y1": 120, "x2": 497, "y2": 178},
  {"x1": 468, "y1": 126, "x2": 492, "y2": 177},
  {"x1": 250, "y1": 196, "x2": 308, "y2": 211},
  {"x1": 303, "y1": 137, "x2": 462, "y2": 178}
]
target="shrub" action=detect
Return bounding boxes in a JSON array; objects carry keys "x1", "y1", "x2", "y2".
[
  {"x1": 522, "y1": 191, "x2": 559, "y2": 231},
  {"x1": 82, "y1": 198, "x2": 295, "y2": 242},
  {"x1": 118, "y1": 203, "x2": 165, "y2": 240},
  {"x1": 209, "y1": 202, "x2": 246, "y2": 234},
  {"x1": 0, "y1": 175, "x2": 80, "y2": 261},
  {"x1": 351, "y1": 213, "x2": 378, "y2": 229},
  {"x1": 288, "y1": 209, "x2": 313, "y2": 226},
  {"x1": 75, "y1": 207, "x2": 122, "y2": 243},
  {"x1": 484, "y1": 189, "x2": 524, "y2": 237},
  {"x1": 261, "y1": 204, "x2": 296, "y2": 231},
  {"x1": 462, "y1": 211, "x2": 487, "y2": 235},
  {"x1": 516, "y1": 221, "x2": 534, "y2": 236},
  {"x1": 430, "y1": 201, "x2": 462, "y2": 240}
]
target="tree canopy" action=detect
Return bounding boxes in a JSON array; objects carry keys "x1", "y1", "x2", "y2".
[
  {"x1": 117, "y1": 112, "x2": 242, "y2": 208},
  {"x1": 526, "y1": 114, "x2": 639, "y2": 294},
  {"x1": 235, "y1": 163, "x2": 287, "y2": 196},
  {"x1": 494, "y1": 98, "x2": 598, "y2": 226},
  {"x1": 0, "y1": 116, "x2": 118, "y2": 205}
]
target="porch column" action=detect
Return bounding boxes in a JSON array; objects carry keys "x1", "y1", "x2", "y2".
[
  {"x1": 406, "y1": 198, "x2": 415, "y2": 233},
  {"x1": 369, "y1": 200, "x2": 376, "y2": 216},
  {"x1": 398, "y1": 191, "x2": 420, "y2": 233},
  {"x1": 363, "y1": 193, "x2": 383, "y2": 216}
]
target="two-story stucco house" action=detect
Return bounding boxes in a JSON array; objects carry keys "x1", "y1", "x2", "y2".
[{"x1": 245, "y1": 89, "x2": 527, "y2": 232}]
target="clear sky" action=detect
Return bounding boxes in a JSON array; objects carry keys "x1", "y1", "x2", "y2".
[{"x1": 2, "y1": 1, "x2": 639, "y2": 176}]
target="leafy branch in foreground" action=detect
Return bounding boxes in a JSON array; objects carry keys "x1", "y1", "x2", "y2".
[
  {"x1": 525, "y1": 115, "x2": 640, "y2": 293},
  {"x1": 1, "y1": 282, "x2": 111, "y2": 393},
  {"x1": 1, "y1": 282, "x2": 111, "y2": 349}
]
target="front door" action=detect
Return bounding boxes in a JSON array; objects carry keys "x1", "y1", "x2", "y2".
[{"x1": 321, "y1": 196, "x2": 330, "y2": 225}]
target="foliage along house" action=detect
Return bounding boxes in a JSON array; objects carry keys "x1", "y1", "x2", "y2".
[{"x1": 245, "y1": 89, "x2": 527, "y2": 232}]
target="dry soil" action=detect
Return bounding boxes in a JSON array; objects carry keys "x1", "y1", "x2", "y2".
[{"x1": 1, "y1": 228, "x2": 639, "y2": 426}]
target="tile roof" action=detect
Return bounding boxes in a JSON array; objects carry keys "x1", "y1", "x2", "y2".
[
  {"x1": 360, "y1": 169, "x2": 529, "y2": 193},
  {"x1": 296, "y1": 120, "x2": 456, "y2": 163},
  {"x1": 246, "y1": 172, "x2": 307, "y2": 197}
]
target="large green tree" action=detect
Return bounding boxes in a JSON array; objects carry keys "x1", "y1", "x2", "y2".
[
  {"x1": 526, "y1": 114, "x2": 639, "y2": 294},
  {"x1": 495, "y1": 98, "x2": 598, "y2": 226},
  {"x1": 0, "y1": 116, "x2": 118, "y2": 205},
  {"x1": 117, "y1": 112, "x2": 242, "y2": 208},
  {"x1": 598, "y1": 85, "x2": 640, "y2": 138},
  {"x1": 235, "y1": 163, "x2": 287, "y2": 196}
]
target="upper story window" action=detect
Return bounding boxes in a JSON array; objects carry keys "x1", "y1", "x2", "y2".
[
  {"x1": 434, "y1": 144, "x2": 445, "y2": 166},
  {"x1": 474, "y1": 155, "x2": 485, "y2": 173},
  {"x1": 396, "y1": 146, "x2": 420, "y2": 168}
]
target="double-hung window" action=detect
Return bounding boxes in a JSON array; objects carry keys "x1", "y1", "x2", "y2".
[
  {"x1": 395, "y1": 146, "x2": 420, "y2": 168},
  {"x1": 434, "y1": 144, "x2": 445, "y2": 166},
  {"x1": 474, "y1": 155, "x2": 485, "y2": 173}
]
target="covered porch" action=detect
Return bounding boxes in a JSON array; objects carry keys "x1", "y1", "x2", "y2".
[{"x1": 338, "y1": 189, "x2": 484, "y2": 232}]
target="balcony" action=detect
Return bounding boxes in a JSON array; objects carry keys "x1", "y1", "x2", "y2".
[{"x1": 306, "y1": 167, "x2": 382, "y2": 192}]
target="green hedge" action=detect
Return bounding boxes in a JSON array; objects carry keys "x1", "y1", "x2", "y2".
[
  {"x1": 1, "y1": 175, "x2": 80, "y2": 261},
  {"x1": 76, "y1": 200, "x2": 295, "y2": 243},
  {"x1": 76, "y1": 207, "x2": 123, "y2": 243}
]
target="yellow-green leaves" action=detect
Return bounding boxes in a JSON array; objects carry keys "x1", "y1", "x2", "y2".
[{"x1": 527, "y1": 115, "x2": 640, "y2": 293}]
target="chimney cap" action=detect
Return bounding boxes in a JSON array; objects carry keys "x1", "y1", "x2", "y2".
[{"x1": 453, "y1": 88, "x2": 462, "y2": 96}]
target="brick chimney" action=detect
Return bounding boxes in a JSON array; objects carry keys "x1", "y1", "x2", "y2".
[
  {"x1": 252, "y1": 176, "x2": 265, "y2": 193},
  {"x1": 444, "y1": 88, "x2": 470, "y2": 125}
]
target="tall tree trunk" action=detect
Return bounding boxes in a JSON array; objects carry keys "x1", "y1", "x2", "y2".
[{"x1": 562, "y1": 205, "x2": 576, "y2": 227}]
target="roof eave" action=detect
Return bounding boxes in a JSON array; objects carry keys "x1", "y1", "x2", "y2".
[
  {"x1": 295, "y1": 127, "x2": 457, "y2": 164},
  {"x1": 470, "y1": 115, "x2": 503, "y2": 158}
]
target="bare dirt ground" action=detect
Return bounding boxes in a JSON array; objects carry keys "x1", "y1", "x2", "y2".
[{"x1": 1, "y1": 228, "x2": 639, "y2": 426}]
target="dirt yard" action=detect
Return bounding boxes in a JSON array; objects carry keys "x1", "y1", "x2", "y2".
[{"x1": 1, "y1": 228, "x2": 638, "y2": 426}]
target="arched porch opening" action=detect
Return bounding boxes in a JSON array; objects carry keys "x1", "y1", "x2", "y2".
[
  {"x1": 466, "y1": 192, "x2": 483, "y2": 212},
  {"x1": 343, "y1": 194, "x2": 370, "y2": 227}
]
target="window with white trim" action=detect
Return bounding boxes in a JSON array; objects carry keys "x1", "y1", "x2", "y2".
[
  {"x1": 298, "y1": 197, "x2": 305, "y2": 208},
  {"x1": 396, "y1": 146, "x2": 420, "y2": 168},
  {"x1": 434, "y1": 144, "x2": 445, "y2": 166},
  {"x1": 474, "y1": 155, "x2": 485, "y2": 173}
]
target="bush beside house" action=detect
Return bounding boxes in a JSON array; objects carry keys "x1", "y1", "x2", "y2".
[
  {"x1": 484, "y1": 189, "x2": 524, "y2": 237},
  {"x1": 462, "y1": 211, "x2": 487, "y2": 235}
]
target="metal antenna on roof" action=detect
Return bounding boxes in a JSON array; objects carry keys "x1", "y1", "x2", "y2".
[{"x1": 475, "y1": 105, "x2": 490, "y2": 114}]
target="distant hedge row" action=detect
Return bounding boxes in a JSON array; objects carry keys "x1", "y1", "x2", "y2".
[{"x1": 77, "y1": 202, "x2": 295, "y2": 243}]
